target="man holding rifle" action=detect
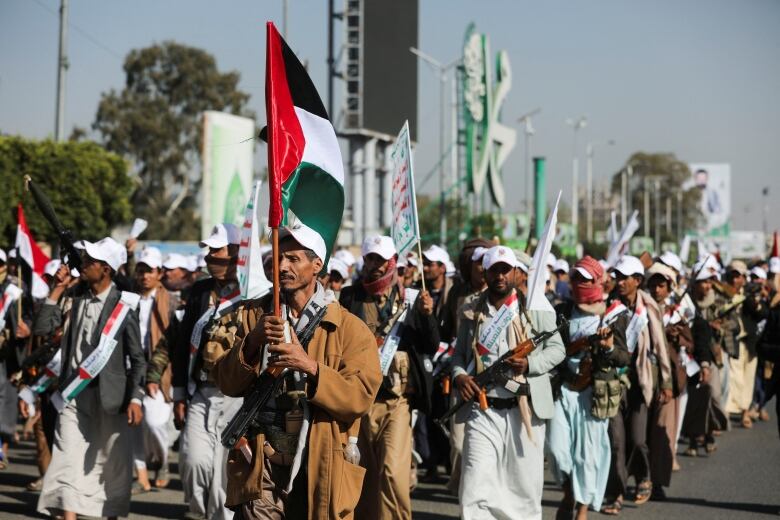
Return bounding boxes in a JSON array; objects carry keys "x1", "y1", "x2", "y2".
[
  {"x1": 452, "y1": 245, "x2": 564, "y2": 519},
  {"x1": 211, "y1": 222, "x2": 381, "y2": 519}
]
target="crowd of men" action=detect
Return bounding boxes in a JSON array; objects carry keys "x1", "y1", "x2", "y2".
[{"x1": 1, "y1": 224, "x2": 779, "y2": 519}]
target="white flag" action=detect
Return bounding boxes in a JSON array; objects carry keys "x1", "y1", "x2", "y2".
[
  {"x1": 679, "y1": 235, "x2": 692, "y2": 265},
  {"x1": 237, "y1": 181, "x2": 272, "y2": 300},
  {"x1": 129, "y1": 218, "x2": 148, "y2": 239},
  {"x1": 606, "y1": 210, "x2": 639, "y2": 267},
  {"x1": 526, "y1": 191, "x2": 561, "y2": 312}
]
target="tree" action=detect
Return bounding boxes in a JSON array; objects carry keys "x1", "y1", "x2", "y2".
[
  {"x1": 609, "y1": 152, "x2": 702, "y2": 244},
  {"x1": 93, "y1": 42, "x2": 254, "y2": 240},
  {"x1": 0, "y1": 136, "x2": 132, "y2": 246}
]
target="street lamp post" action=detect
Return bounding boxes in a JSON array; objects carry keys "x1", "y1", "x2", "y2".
[
  {"x1": 566, "y1": 116, "x2": 587, "y2": 240},
  {"x1": 585, "y1": 139, "x2": 615, "y2": 242},
  {"x1": 517, "y1": 109, "x2": 541, "y2": 218},
  {"x1": 410, "y1": 47, "x2": 461, "y2": 247}
]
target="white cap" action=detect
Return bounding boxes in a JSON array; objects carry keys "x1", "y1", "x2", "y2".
[
  {"x1": 333, "y1": 249, "x2": 356, "y2": 267},
  {"x1": 770, "y1": 257, "x2": 780, "y2": 274},
  {"x1": 659, "y1": 251, "x2": 683, "y2": 273},
  {"x1": 186, "y1": 255, "x2": 199, "y2": 272},
  {"x1": 163, "y1": 253, "x2": 191, "y2": 271},
  {"x1": 137, "y1": 247, "x2": 162, "y2": 269},
  {"x1": 197, "y1": 252, "x2": 207, "y2": 268},
  {"x1": 80, "y1": 237, "x2": 124, "y2": 272},
  {"x1": 613, "y1": 255, "x2": 645, "y2": 277},
  {"x1": 0, "y1": 248, "x2": 6, "y2": 263},
  {"x1": 445, "y1": 259, "x2": 456, "y2": 277},
  {"x1": 693, "y1": 256, "x2": 721, "y2": 281},
  {"x1": 44, "y1": 259, "x2": 62, "y2": 277},
  {"x1": 553, "y1": 259, "x2": 570, "y2": 274},
  {"x1": 280, "y1": 221, "x2": 327, "y2": 262},
  {"x1": 361, "y1": 235, "x2": 396, "y2": 260},
  {"x1": 199, "y1": 223, "x2": 240, "y2": 249},
  {"x1": 574, "y1": 266, "x2": 593, "y2": 280},
  {"x1": 750, "y1": 266, "x2": 768, "y2": 280},
  {"x1": 546, "y1": 253, "x2": 557, "y2": 268},
  {"x1": 482, "y1": 245, "x2": 518, "y2": 270},
  {"x1": 471, "y1": 246, "x2": 488, "y2": 262},
  {"x1": 8, "y1": 249, "x2": 17, "y2": 259},
  {"x1": 328, "y1": 258, "x2": 349, "y2": 279},
  {"x1": 422, "y1": 245, "x2": 450, "y2": 265}
]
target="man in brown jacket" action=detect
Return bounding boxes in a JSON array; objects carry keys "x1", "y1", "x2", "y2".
[{"x1": 212, "y1": 222, "x2": 381, "y2": 519}]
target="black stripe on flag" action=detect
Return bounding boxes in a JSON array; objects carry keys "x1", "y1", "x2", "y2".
[{"x1": 280, "y1": 38, "x2": 329, "y2": 122}]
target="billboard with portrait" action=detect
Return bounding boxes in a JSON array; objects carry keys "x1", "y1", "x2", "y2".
[{"x1": 686, "y1": 163, "x2": 731, "y2": 236}]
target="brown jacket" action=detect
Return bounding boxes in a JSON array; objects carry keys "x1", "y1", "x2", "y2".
[
  {"x1": 212, "y1": 299, "x2": 382, "y2": 519},
  {"x1": 149, "y1": 287, "x2": 177, "y2": 401}
]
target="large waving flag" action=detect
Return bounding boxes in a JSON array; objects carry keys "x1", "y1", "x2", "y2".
[
  {"x1": 15, "y1": 203, "x2": 51, "y2": 299},
  {"x1": 265, "y1": 21, "x2": 344, "y2": 262}
]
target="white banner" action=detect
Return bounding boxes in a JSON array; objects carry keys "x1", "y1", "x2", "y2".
[
  {"x1": 606, "y1": 210, "x2": 640, "y2": 267},
  {"x1": 201, "y1": 111, "x2": 255, "y2": 240},
  {"x1": 237, "y1": 181, "x2": 272, "y2": 300},
  {"x1": 389, "y1": 121, "x2": 421, "y2": 259}
]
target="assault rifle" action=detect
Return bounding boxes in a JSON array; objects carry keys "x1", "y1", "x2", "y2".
[
  {"x1": 10, "y1": 328, "x2": 63, "y2": 385},
  {"x1": 221, "y1": 308, "x2": 326, "y2": 450},
  {"x1": 436, "y1": 321, "x2": 566, "y2": 427},
  {"x1": 24, "y1": 176, "x2": 81, "y2": 272},
  {"x1": 565, "y1": 309, "x2": 629, "y2": 391}
]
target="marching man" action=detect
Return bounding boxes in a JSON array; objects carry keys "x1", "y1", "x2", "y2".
[{"x1": 452, "y1": 245, "x2": 564, "y2": 519}]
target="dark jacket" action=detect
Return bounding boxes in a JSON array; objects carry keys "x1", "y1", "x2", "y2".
[
  {"x1": 339, "y1": 283, "x2": 440, "y2": 414},
  {"x1": 741, "y1": 291, "x2": 769, "y2": 356},
  {"x1": 0, "y1": 276, "x2": 33, "y2": 374},
  {"x1": 37, "y1": 284, "x2": 145, "y2": 414}
]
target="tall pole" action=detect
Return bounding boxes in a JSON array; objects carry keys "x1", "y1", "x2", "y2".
[
  {"x1": 282, "y1": 0, "x2": 288, "y2": 38},
  {"x1": 654, "y1": 179, "x2": 661, "y2": 253},
  {"x1": 621, "y1": 169, "x2": 627, "y2": 228},
  {"x1": 327, "y1": 0, "x2": 334, "y2": 118},
  {"x1": 55, "y1": 0, "x2": 68, "y2": 141},
  {"x1": 643, "y1": 177, "x2": 650, "y2": 237},
  {"x1": 676, "y1": 191, "x2": 683, "y2": 243},
  {"x1": 534, "y1": 157, "x2": 546, "y2": 241},
  {"x1": 566, "y1": 116, "x2": 586, "y2": 241},
  {"x1": 586, "y1": 143, "x2": 593, "y2": 242},
  {"x1": 439, "y1": 72, "x2": 446, "y2": 246}
]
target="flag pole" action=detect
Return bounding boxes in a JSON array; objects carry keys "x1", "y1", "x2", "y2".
[
  {"x1": 416, "y1": 241, "x2": 426, "y2": 292},
  {"x1": 272, "y1": 227, "x2": 280, "y2": 317}
]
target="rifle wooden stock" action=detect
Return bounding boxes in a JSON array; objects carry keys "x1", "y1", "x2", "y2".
[{"x1": 568, "y1": 356, "x2": 593, "y2": 392}]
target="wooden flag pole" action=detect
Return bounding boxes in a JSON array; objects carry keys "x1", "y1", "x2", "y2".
[
  {"x1": 272, "y1": 227, "x2": 280, "y2": 317},
  {"x1": 416, "y1": 241, "x2": 426, "y2": 293}
]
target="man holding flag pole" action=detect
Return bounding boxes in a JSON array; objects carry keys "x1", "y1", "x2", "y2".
[{"x1": 209, "y1": 22, "x2": 381, "y2": 519}]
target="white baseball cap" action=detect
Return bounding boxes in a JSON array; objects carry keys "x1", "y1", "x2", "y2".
[
  {"x1": 546, "y1": 253, "x2": 557, "y2": 268},
  {"x1": 199, "y1": 223, "x2": 240, "y2": 249},
  {"x1": 750, "y1": 266, "x2": 768, "y2": 280},
  {"x1": 613, "y1": 255, "x2": 645, "y2": 278},
  {"x1": 471, "y1": 246, "x2": 488, "y2": 262},
  {"x1": 186, "y1": 255, "x2": 199, "y2": 272},
  {"x1": 333, "y1": 249, "x2": 356, "y2": 267},
  {"x1": 659, "y1": 251, "x2": 683, "y2": 273},
  {"x1": 137, "y1": 247, "x2": 163, "y2": 269},
  {"x1": 445, "y1": 259, "x2": 456, "y2": 277},
  {"x1": 79, "y1": 237, "x2": 124, "y2": 272},
  {"x1": 422, "y1": 245, "x2": 450, "y2": 265},
  {"x1": 280, "y1": 221, "x2": 327, "y2": 262},
  {"x1": 0, "y1": 248, "x2": 6, "y2": 263},
  {"x1": 482, "y1": 245, "x2": 518, "y2": 270},
  {"x1": 197, "y1": 252, "x2": 207, "y2": 268},
  {"x1": 44, "y1": 259, "x2": 62, "y2": 277},
  {"x1": 163, "y1": 253, "x2": 191, "y2": 271},
  {"x1": 574, "y1": 266, "x2": 593, "y2": 280},
  {"x1": 693, "y1": 257, "x2": 720, "y2": 281},
  {"x1": 361, "y1": 235, "x2": 396, "y2": 260},
  {"x1": 770, "y1": 257, "x2": 780, "y2": 274},
  {"x1": 553, "y1": 259, "x2": 570, "y2": 274},
  {"x1": 328, "y1": 258, "x2": 349, "y2": 280}
]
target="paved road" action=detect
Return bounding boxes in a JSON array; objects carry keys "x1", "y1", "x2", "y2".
[{"x1": 1, "y1": 407, "x2": 778, "y2": 519}]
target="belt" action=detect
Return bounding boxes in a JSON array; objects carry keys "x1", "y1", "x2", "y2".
[{"x1": 486, "y1": 397, "x2": 518, "y2": 410}]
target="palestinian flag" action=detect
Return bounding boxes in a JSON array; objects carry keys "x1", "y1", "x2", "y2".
[
  {"x1": 265, "y1": 21, "x2": 344, "y2": 262},
  {"x1": 15, "y1": 203, "x2": 50, "y2": 300}
]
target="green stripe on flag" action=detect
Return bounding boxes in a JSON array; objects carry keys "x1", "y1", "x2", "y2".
[{"x1": 281, "y1": 162, "x2": 345, "y2": 264}]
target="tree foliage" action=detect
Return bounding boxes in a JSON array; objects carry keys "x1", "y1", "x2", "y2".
[
  {"x1": 0, "y1": 136, "x2": 132, "y2": 247},
  {"x1": 93, "y1": 41, "x2": 254, "y2": 240},
  {"x1": 609, "y1": 152, "x2": 702, "y2": 242}
]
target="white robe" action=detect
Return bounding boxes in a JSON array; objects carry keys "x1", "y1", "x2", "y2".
[{"x1": 460, "y1": 405, "x2": 546, "y2": 520}]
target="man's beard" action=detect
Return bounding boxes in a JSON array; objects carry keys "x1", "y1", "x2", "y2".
[{"x1": 488, "y1": 283, "x2": 512, "y2": 299}]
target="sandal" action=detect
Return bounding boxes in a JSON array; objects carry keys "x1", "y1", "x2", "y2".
[
  {"x1": 154, "y1": 467, "x2": 170, "y2": 488},
  {"x1": 600, "y1": 498, "x2": 623, "y2": 516},
  {"x1": 26, "y1": 478, "x2": 43, "y2": 491},
  {"x1": 634, "y1": 480, "x2": 653, "y2": 505},
  {"x1": 131, "y1": 481, "x2": 152, "y2": 495}
]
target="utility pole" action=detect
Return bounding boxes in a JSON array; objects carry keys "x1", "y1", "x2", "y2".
[
  {"x1": 566, "y1": 116, "x2": 587, "y2": 241},
  {"x1": 326, "y1": 0, "x2": 335, "y2": 118},
  {"x1": 517, "y1": 108, "x2": 541, "y2": 217},
  {"x1": 585, "y1": 139, "x2": 614, "y2": 242},
  {"x1": 55, "y1": 0, "x2": 69, "y2": 141}
]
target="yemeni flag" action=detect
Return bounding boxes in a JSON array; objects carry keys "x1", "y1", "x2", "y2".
[
  {"x1": 264, "y1": 22, "x2": 344, "y2": 262},
  {"x1": 15, "y1": 203, "x2": 50, "y2": 300}
]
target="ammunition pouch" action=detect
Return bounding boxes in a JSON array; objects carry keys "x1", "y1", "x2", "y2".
[{"x1": 591, "y1": 378, "x2": 622, "y2": 419}]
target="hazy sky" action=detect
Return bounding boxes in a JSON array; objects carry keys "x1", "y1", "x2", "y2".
[{"x1": 2, "y1": 0, "x2": 778, "y2": 232}]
